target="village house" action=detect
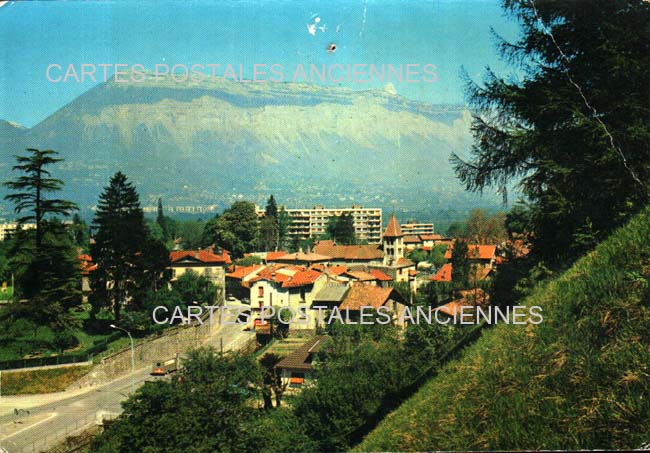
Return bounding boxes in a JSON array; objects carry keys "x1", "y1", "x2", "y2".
[
  {"x1": 403, "y1": 235, "x2": 424, "y2": 251},
  {"x1": 338, "y1": 284, "x2": 408, "y2": 326},
  {"x1": 169, "y1": 247, "x2": 231, "y2": 301},
  {"x1": 309, "y1": 283, "x2": 408, "y2": 328},
  {"x1": 404, "y1": 233, "x2": 452, "y2": 252},
  {"x1": 430, "y1": 244, "x2": 499, "y2": 284},
  {"x1": 225, "y1": 264, "x2": 265, "y2": 300},
  {"x1": 231, "y1": 264, "x2": 328, "y2": 330},
  {"x1": 444, "y1": 244, "x2": 497, "y2": 268}
]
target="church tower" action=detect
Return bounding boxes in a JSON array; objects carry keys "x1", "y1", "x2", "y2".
[{"x1": 383, "y1": 214, "x2": 404, "y2": 266}]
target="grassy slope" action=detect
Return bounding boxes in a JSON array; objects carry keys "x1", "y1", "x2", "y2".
[
  {"x1": 357, "y1": 210, "x2": 650, "y2": 451},
  {"x1": 1, "y1": 366, "x2": 92, "y2": 395}
]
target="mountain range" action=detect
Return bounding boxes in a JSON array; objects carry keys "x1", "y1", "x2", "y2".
[{"x1": 0, "y1": 76, "x2": 499, "y2": 220}]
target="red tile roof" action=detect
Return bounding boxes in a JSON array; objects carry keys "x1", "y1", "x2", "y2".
[
  {"x1": 383, "y1": 214, "x2": 403, "y2": 238},
  {"x1": 265, "y1": 251, "x2": 289, "y2": 261},
  {"x1": 395, "y1": 257, "x2": 415, "y2": 268},
  {"x1": 281, "y1": 268, "x2": 323, "y2": 288},
  {"x1": 247, "y1": 265, "x2": 323, "y2": 288},
  {"x1": 226, "y1": 264, "x2": 264, "y2": 279},
  {"x1": 344, "y1": 270, "x2": 377, "y2": 282},
  {"x1": 271, "y1": 252, "x2": 331, "y2": 263},
  {"x1": 435, "y1": 301, "x2": 465, "y2": 317},
  {"x1": 430, "y1": 263, "x2": 452, "y2": 282},
  {"x1": 444, "y1": 244, "x2": 497, "y2": 261},
  {"x1": 313, "y1": 241, "x2": 383, "y2": 261},
  {"x1": 436, "y1": 289, "x2": 490, "y2": 317},
  {"x1": 249, "y1": 265, "x2": 291, "y2": 284},
  {"x1": 78, "y1": 254, "x2": 97, "y2": 275},
  {"x1": 325, "y1": 265, "x2": 348, "y2": 276},
  {"x1": 403, "y1": 235, "x2": 422, "y2": 244},
  {"x1": 370, "y1": 269, "x2": 393, "y2": 281},
  {"x1": 170, "y1": 248, "x2": 231, "y2": 265},
  {"x1": 339, "y1": 285, "x2": 405, "y2": 310},
  {"x1": 419, "y1": 234, "x2": 442, "y2": 241}
]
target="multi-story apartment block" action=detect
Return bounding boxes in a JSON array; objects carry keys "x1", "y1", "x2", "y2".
[
  {"x1": 400, "y1": 222, "x2": 435, "y2": 235},
  {"x1": 258, "y1": 205, "x2": 383, "y2": 244}
]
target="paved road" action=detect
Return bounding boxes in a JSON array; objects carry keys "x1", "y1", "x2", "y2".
[{"x1": 0, "y1": 321, "x2": 254, "y2": 453}]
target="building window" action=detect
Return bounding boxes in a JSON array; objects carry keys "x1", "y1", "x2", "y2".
[{"x1": 258, "y1": 286, "x2": 264, "y2": 298}]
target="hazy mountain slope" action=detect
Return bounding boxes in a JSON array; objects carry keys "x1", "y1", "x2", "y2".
[
  {"x1": 356, "y1": 209, "x2": 650, "y2": 451},
  {"x1": 1, "y1": 77, "x2": 484, "y2": 211}
]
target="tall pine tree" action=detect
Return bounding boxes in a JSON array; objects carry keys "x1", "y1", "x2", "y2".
[
  {"x1": 90, "y1": 172, "x2": 160, "y2": 320},
  {"x1": 3, "y1": 148, "x2": 81, "y2": 326},
  {"x1": 156, "y1": 197, "x2": 171, "y2": 242},
  {"x1": 4, "y1": 148, "x2": 78, "y2": 252},
  {"x1": 453, "y1": 0, "x2": 650, "y2": 262}
]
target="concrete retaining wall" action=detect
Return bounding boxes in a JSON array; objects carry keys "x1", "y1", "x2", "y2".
[{"x1": 69, "y1": 320, "x2": 215, "y2": 389}]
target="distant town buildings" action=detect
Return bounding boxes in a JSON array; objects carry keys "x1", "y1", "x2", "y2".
[
  {"x1": 0, "y1": 222, "x2": 36, "y2": 241},
  {"x1": 141, "y1": 205, "x2": 219, "y2": 214},
  {"x1": 257, "y1": 205, "x2": 383, "y2": 244}
]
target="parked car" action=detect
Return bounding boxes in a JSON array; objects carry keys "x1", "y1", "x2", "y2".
[{"x1": 151, "y1": 357, "x2": 178, "y2": 376}]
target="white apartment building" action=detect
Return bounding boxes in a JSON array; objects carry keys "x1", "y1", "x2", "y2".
[
  {"x1": 401, "y1": 223, "x2": 435, "y2": 235},
  {"x1": 258, "y1": 205, "x2": 383, "y2": 244}
]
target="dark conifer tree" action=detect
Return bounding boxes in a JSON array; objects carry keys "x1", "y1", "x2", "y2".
[
  {"x1": 264, "y1": 195, "x2": 278, "y2": 219},
  {"x1": 3, "y1": 148, "x2": 81, "y2": 326},
  {"x1": 450, "y1": 238, "x2": 470, "y2": 290},
  {"x1": 156, "y1": 197, "x2": 169, "y2": 242},
  {"x1": 4, "y1": 148, "x2": 78, "y2": 252},
  {"x1": 453, "y1": 0, "x2": 650, "y2": 262},
  {"x1": 90, "y1": 172, "x2": 156, "y2": 320}
]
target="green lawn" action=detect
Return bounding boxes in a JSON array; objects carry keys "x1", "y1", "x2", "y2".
[{"x1": 0, "y1": 306, "x2": 128, "y2": 363}]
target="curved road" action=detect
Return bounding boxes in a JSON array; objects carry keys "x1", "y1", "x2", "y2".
[{"x1": 0, "y1": 321, "x2": 253, "y2": 453}]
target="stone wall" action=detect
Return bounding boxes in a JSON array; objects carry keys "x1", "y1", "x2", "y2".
[{"x1": 69, "y1": 320, "x2": 215, "y2": 389}]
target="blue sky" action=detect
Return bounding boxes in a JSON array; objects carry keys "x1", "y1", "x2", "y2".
[{"x1": 0, "y1": 0, "x2": 519, "y2": 127}]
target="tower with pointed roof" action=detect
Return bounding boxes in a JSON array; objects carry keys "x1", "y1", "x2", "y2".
[{"x1": 383, "y1": 214, "x2": 404, "y2": 266}]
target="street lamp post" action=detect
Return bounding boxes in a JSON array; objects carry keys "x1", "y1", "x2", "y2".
[{"x1": 110, "y1": 324, "x2": 135, "y2": 394}]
